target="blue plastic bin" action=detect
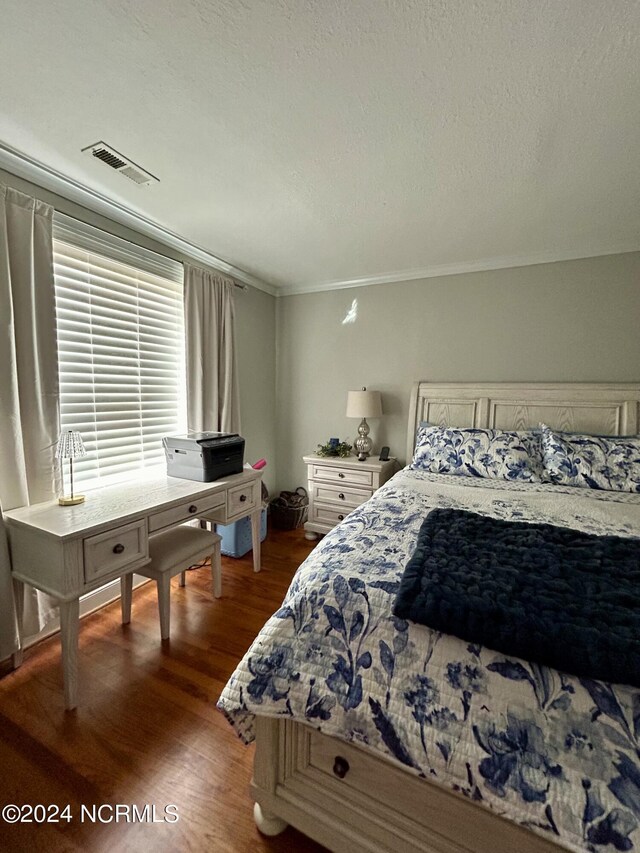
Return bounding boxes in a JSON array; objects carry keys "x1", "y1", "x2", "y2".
[{"x1": 218, "y1": 507, "x2": 267, "y2": 557}]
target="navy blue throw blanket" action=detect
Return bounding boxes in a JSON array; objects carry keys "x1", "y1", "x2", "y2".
[{"x1": 393, "y1": 508, "x2": 640, "y2": 687}]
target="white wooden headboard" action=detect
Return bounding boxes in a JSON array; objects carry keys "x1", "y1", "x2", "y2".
[{"x1": 406, "y1": 382, "x2": 640, "y2": 461}]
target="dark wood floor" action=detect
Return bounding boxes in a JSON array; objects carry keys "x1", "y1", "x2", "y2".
[{"x1": 0, "y1": 527, "x2": 326, "y2": 853}]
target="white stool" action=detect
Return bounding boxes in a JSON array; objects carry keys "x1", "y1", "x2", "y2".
[{"x1": 121, "y1": 526, "x2": 222, "y2": 641}]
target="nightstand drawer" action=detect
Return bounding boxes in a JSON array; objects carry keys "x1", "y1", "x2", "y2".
[
  {"x1": 83, "y1": 520, "x2": 148, "y2": 583},
  {"x1": 148, "y1": 493, "x2": 226, "y2": 532},
  {"x1": 311, "y1": 504, "x2": 351, "y2": 527},
  {"x1": 312, "y1": 483, "x2": 372, "y2": 508},
  {"x1": 311, "y1": 464, "x2": 373, "y2": 488},
  {"x1": 227, "y1": 482, "x2": 258, "y2": 517}
]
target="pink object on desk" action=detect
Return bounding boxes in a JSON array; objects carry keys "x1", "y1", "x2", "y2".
[{"x1": 252, "y1": 458, "x2": 267, "y2": 470}]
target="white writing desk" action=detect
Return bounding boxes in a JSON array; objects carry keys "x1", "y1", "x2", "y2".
[{"x1": 4, "y1": 467, "x2": 263, "y2": 710}]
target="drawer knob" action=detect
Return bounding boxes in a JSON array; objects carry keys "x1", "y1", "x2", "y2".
[
  {"x1": 338, "y1": 492, "x2": 345, "y2": 500},
  {"x1": 333, "y1": 756, "x2": 350, "y2": 779},
  {"x1": 188, "y1": 505, "x2": 198, "y2": 513},
  {"x1": 338, "y1": 514, "x2": 344, "y2": 521},
  {"x1": 112, "y1": 543, "x2": 125, "y2": 554},
  {"x1": 239, "y1": 494, "x2": 247, "y2": 502},
  {"x1": 338, "y1": 472, "x2": 345, "y2": 478}
]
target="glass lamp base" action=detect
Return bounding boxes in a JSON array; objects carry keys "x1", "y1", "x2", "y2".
[{"x1": 354, "y1": 418, "x2": 373, "y2": 458}]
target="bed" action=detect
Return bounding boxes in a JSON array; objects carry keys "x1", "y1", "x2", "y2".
[{"x1": 218, "y1": 382, "x2": 640, "y2": 853}]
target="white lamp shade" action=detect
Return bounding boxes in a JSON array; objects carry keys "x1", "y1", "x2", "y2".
[
  {"x1": 55, "y1": 430, "x2": 87, "y2": 459},
  {"x1": 346, "y1": 389, "x2": 382, "y2": 419}
]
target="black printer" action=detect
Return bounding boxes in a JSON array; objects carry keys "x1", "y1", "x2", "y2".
[{"x1": 163, "y1": 432, "x2": 245, "y2": 482}]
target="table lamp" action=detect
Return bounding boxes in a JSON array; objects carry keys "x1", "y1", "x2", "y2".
[
  {"x1": 56, "y1": 430, "x2": 87, "y2": 506},
  {"x1": 346, "y1": 387, "x2": 383, "y2": 460}
]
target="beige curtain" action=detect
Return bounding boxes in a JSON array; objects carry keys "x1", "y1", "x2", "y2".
[
  {"x1": 184, "y1": 264, "x2": 240, "y2": 434},
  {"x1": 0, "y1": 184, "x2": 60, "y2": 661}
]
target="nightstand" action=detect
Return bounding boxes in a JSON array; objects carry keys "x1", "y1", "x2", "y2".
[{"x1": 303, "y1": 454, "x2": 397, "y2": 539}]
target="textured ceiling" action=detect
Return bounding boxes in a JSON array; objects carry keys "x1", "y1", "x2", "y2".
[{"x1": 1, "y1": 0, "x2": 639, "y2": 290}]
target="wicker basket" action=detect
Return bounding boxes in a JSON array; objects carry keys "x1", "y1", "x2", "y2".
[{"x1": 269, "y1": 487, "x2": 309, "y2": 530}]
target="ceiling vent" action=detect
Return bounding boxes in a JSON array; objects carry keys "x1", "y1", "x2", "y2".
[{"x1": 81, "y1": 141, "x2": 159, "y2": 187}]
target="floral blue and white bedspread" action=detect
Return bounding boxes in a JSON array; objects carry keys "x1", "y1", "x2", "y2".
[{"x1": 218, "y1": 469, "x2": 640, "y2": 853}]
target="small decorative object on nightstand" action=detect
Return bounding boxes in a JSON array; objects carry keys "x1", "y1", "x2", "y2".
[
  {"x1": 316, "y1": 439, "x2": 353, "y2": 458},
  {"x1": 346, "y1": 388, "x2": 383, "y2": 460},
  {"x1": 303, "y1": 453, "x2": 397, "y2": 539},
  {"x1": 56, "y1": 429, "x2": 87, "y2": 506}
]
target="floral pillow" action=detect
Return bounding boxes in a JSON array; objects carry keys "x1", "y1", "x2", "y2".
[
  {"x1": 410, "y1": 426, "x2": 544, "y2": 482},
  {"x1": 540, "y1": 425, "x2": 640, "y2": 492}
]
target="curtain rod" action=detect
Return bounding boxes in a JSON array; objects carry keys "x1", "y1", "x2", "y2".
[{"x1": 55, "y1": 211, "x2": 246, "y2": 290}]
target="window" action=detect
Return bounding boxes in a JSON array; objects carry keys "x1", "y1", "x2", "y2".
[{"x1": 53, "y1": 215, "x2": 186, "y2": 490}]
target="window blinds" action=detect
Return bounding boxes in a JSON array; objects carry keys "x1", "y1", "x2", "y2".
[{"x1": 53, "y1": 214, "x2": 186, "y2": 490}]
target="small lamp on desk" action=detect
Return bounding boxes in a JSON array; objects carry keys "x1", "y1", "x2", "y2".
[
  {"x1": 346, "y1": 387, "x2": 383, "y2": 461},
  {"x1": 56, "y1": 430, "x2": 87, "y2": 506}
]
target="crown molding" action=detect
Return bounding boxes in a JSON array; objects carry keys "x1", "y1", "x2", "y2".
[
  {"x1": 0, "y1": 141, "x2": 277, "y2": 296},
  {"x1": 276, "y1": 244, "x2": 640, "y2": 297}
]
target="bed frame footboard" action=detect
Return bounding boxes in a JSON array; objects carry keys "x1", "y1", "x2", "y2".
[{"x1": 251, "y1": 716, "x2": 563, "y2": 853}]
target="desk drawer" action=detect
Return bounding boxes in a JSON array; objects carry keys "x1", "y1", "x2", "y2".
[
  {"x1": 311, "y1": 464, "x2": 373, "y2": 488},
  {"x1": 83, "y1": 520, "x2": 148, "y2": 583},
  {"x1": 312, "y1": 483, "x2": 372, "y2": 509},
  {"x1": 148, "y1": 493, "x2": 225, "y2": 533},
  {"x1": 227, "y1": 482, "x2": 258, "y2": 517}
]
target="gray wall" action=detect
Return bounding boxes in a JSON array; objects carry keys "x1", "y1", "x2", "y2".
[
  {"x1": 234, "y1": 284, "x2": 276, "y2": 485},
  {"x1": 1, "y1": 168, "x2": 278, "y2": 494},
  {"x1": 275, "y1": 253, "x2": 640, "y2": 490}
]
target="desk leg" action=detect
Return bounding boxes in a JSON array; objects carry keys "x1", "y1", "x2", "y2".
[
  {"x1": 11, "y1": 578, "x2": 24, "y2": 669},
  {"x1": 59, "y1": 598, "x2": 79, "y2": 711},
  {"x1": 121, "y1": 573, "x2": 133, "y2": 624},
  {"x1": 251, "y1": 508, "x2": 261, "y2": 573}
]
